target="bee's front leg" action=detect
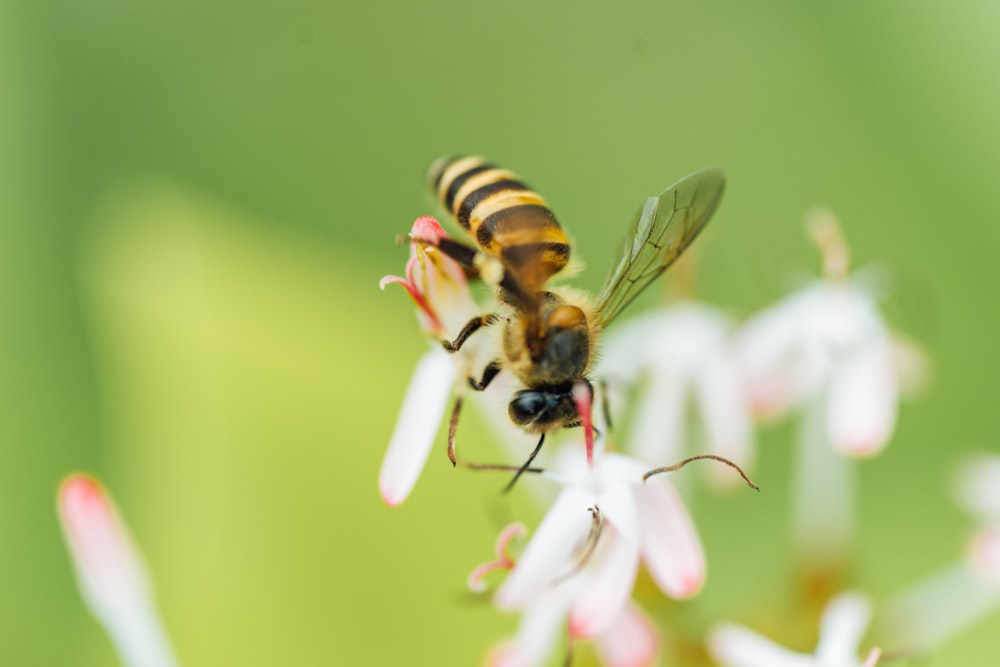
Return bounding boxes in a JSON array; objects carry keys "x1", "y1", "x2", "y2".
[
  {"x1": 468, "y1": 360, "x2": 502, "y2": 391},
  {"x1": 444, "y1": 314, "x2": 499, "y2": 353}
]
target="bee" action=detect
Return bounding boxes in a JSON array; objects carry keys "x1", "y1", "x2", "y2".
[{"x1": 415, "y1": 156, "x2": 725, "y2": 486}]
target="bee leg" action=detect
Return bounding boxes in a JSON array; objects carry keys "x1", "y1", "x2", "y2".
[
  {"x1": 412, "y1": 234, "x2": 534, "y2": 306},
  {"x1": 444, "y1": 314, "x2": 499, "y2": 353},
  {"x1": 468, "y1": 360, "x2": 502, "y2": 391},
  {"x1": 447, "y1": 394, "x2": 463, "y2": 466},
  {"x1": 503, "y1": 433, "x2": 546, "y2": 494}
]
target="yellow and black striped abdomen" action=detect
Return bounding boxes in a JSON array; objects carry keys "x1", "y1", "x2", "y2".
[{"x1": 428, "y1": 156, "x2": 570, "y2": 291}]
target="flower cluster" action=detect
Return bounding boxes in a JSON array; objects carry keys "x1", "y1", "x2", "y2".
[{"x1": 54, "y1": 208, "x2": 998, "y2": 667}]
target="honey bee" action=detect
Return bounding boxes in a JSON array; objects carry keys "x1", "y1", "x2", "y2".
[{"x1": 415, "y1": 156, "x2": 724, "y2": 485}]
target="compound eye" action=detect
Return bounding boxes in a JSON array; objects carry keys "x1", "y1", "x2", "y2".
[{"x1": 508, "y1": 391, "x2": 549, "y2": 425}]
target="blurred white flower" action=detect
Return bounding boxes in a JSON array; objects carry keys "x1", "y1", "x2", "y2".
[
  {"x1": 708, "y1": 591, "x2": 881, "y2": 667},
  {"x1": 378, "y1": 216, "x2": 485, "y2": 507},
  {"x1": 881, "y1": 452, "x2": 1000, "y2": 653},
  {"x1": 953, "y1": 452, "x2": 1000, "y2": 580},
  {"x1": 57, "y1": 474, "x2": 180, "y2": 667},
  {"x1": 472, "y1": 517, "x2": 660, "y2": 667},
  {"x1": 598, "y1": 301, "x2": 755, "y2": 488},
  {"x1": 735, "y1": 211, "x2": 905, "y2": 458},
  {"x1": 493, "y1": 441, "x2": 706, "y2": 640}
]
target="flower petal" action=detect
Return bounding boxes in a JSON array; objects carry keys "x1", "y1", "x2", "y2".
[
  {"x1": 57, "y1": 475, "x2": 179, "y2": 667},
  {"x1": 952, "y1": 453, "x2": 1000, "y2": 522},
  {"x1": 628, "y1": 374, "x2": 686, "y2": 466},
  {"x1": 594, "y1": 603, "x2": 659, "y2": 667},
  {"x1": 635, "y1": 476, "x2": 705, "y2": 598},
  {"x1": 708, "y1": 622, "x2": 815, "y2": 667},
  {"x1": 825, "y1": 338, "x2": 898, "y2": 457},
  {"x1": 488, "y1": 590, "x2": 571, "y2": 667},
  {"x1": 378, "y1": 348, "x2": 456, "y2": 507},
  {"x1": 694, "y1": 354, "x2": 755, "y2": 487},
  {"x1": 58, "y1": 475, "x2": 148, "y2": 610},
  {"x1": 494, "y1": 486, "x2": 595, "y2": 610},
  {"x1": 568, "y1": 524, "x2": 640, "y2": 638},
  {"x1": 815, "y1": 592, "x2": 873, "y2": 663}
]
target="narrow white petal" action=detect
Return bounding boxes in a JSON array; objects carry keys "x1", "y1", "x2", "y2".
[
  {"x1": 825, "y1": 339, "x2": 898, "y2": 457},
  {"x1": 568, "y1": 524, "x2": 640, "y2": 638},
  {"x1": 58, "y1": 476, "x2": 179, "y2": 667},
  {"x1": 488, "y1": 591, "x2": 571, "y2": 667},
  {"x1": 597, "y1": 483, "x2": 640, "y2": 546},
  {"x1": 495, "y1": 487, "x2": 595, "y2": 610},
  {"x1": 708, "y1": 622, "x2": 815, "y2": 667},
  {"x1": 694, "y1": 355, "x2": 755, "y2": 487},
  {"x1": 815, "y1": 591, "x2": 872, "y2": 663},
  {"x1": 594, "y1": 603, "x2": 659, "y2": 667},
  {"x1": 378, "y1": 348, "x2": 455, "y2": 507},
  {"x1": 627, "y1": 374, "x2": 686, "y2": 466},
  {"x1": 635, "y1": 476, "x2": 705, "y2": 598}
]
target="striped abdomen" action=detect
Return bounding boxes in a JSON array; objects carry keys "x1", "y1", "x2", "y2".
[{"x1": 428, "y1": 156, "x2": 570, "y2": 293}]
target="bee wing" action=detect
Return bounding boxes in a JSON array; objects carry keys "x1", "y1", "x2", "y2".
[{"x1": 594, "y1": 167, "x2": 725, "y2": 327}]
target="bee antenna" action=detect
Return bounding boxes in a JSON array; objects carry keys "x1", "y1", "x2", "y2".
[{"x1": 643, "y1": 454, "x2": 759, "y2": 491}]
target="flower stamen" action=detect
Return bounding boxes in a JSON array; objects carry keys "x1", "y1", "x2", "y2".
[{"x1": 467, "y1": 523, "x2": 527, "y2": 593}]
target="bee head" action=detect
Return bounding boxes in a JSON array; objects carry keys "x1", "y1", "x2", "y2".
[{"x1": 508, "y1": 385, "x2": 580, "y2": 431}]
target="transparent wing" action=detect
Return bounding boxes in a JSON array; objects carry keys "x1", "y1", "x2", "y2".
[{"x1": 594, "y1": 167, "x2": 725, "y2": 327}]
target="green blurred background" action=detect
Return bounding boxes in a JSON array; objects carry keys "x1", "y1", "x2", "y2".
[{"x1": 3, "y1": 0, "x2": 999, "y2": 664}]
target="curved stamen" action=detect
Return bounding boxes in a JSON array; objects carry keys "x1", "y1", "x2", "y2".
[
  {"x1": 552, "y1": 505, "x2": 605, "y2": 585},
  {"x1": 643, "y1": 453, "x2": 760, "y2": 491},
  {"x1": 467, "y1": 522, "x2": 526, "y2": 593}
]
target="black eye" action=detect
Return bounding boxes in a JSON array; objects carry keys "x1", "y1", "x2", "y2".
[{"x1": 508, "y1": 391, "x2": 551, "y2": 425}]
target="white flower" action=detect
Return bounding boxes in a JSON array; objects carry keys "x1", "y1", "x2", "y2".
[
  {"x1": 880, "y1": 453, "x2": 1000, "y2": 652},
  {"x1": 598, "y1": 301, "x2": 755, "y2": 487},
  {"x1": 471, "y1": 520, "x2": 660, "y2": 667},
  {"x1": 736, "y1": 211, "x2": 907, "y2": 458},
  {"x1": 953, "y1": 453, "x2": 1000, "y2": 581},
  {"x1": 708, "y1": 591, "x2": 881, "y2": 667},
  {"x1": 57, "y1": 474, "x2": 180, "y2": 667},
  {"x1": 378, "y1": 216, "x2": 485, "y2": 507},
  {"x1": 494, "y1": 442, "x2": 706, "y2": 638}
]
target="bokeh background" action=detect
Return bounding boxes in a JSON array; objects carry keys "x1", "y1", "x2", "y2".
[{"x1": 3, "y1": 1, "x2": 999, "y2": 664}]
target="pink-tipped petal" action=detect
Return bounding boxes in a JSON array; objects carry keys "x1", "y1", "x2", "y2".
[
  {"x1": 635, "y1": 476, "x2": 705, "y2": 598},
  {"x1": 57, "y1": 475, "x2": 179, "y2": 667},
  {"x1": 594, "y1": 603, "x2": 659, "y2": 667},
  {"x1": 410, "y1": 215, "x2": 447, "y2": 242},
  {"x1": 708, "y1": 622, "x2": 815, "y2": 667},
  {"x1": 568, "y1": 525, "x2": 639, "y2": 639},
  {"x1": 495, "y1": 487, "x2": 595, "y2": 610},
  {"x1": 815, "y1": 591, "x2": 873, "y2": 663},
  {"x1": 825, "y1": 341, "x2": 898, "y2": 457},
  {"x1": 695, "y1": 355, "x2": 755, "y2": 487},
  {"x1": 378, "y1": 348, "x2": 456, "y2": 507},
  {"x1": 58, "y1": 474, "x2": 148, "y2": 606}
]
